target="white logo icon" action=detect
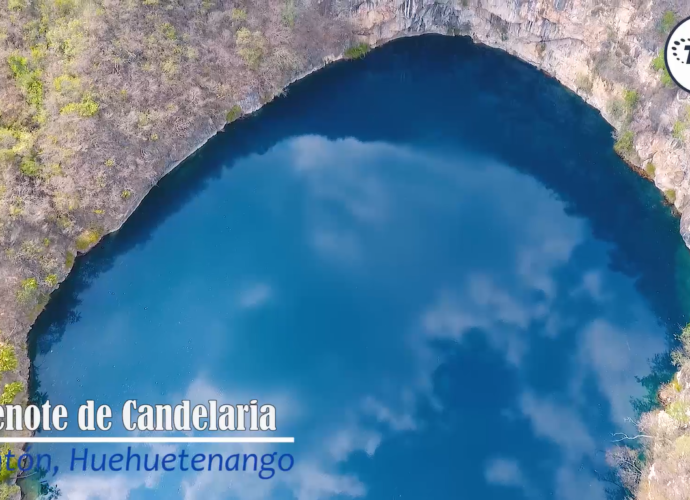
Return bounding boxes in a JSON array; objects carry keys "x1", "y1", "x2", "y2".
[{"x1": 666, "y1": 17, "x2": 690, "y2": 93}]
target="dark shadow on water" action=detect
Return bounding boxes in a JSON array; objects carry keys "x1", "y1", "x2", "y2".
[{"x1": 28, "y1": 34, "x2": 688, "y2": 407}]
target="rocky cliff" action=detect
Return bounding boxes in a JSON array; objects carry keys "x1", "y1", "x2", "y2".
[{"x1": 0, "y1": 0, "x2": 688, "y2": 497}]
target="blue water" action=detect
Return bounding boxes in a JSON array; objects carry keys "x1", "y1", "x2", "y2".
[{"x1": 28, "y1": 35, "x2": 690, "y2": 500}]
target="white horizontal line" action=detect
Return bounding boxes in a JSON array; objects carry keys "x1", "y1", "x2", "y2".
[{"x1": 0, "y1": 437, "x2": 295, "y2": 444}]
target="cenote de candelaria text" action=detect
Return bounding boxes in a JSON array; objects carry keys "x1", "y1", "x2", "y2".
[{"x1": 0, "y1": 399, "x2": 277, "y2": 432}]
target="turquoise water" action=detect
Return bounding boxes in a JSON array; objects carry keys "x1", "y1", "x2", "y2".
[{"x1": 29, "y1": 35, "x2": 690, "y2": 500}]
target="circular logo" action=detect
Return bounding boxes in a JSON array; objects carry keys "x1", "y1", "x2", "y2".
[{"x1": 666, "y1": 16, "x2": 690, "y2": 93}]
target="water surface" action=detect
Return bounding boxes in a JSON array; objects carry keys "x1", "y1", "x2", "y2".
[{"x1": 29, "y1": 35, "x2": 690, "y2": 500}]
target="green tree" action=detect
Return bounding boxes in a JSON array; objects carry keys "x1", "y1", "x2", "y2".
[
  {"x1": 659, "y1": 11, "x2": 678, "y2": 34},
  {"x1": 0, "y1": 382, "x2": 23, "y2": 404},
  {"x1": 344, "y1": 43, "x2": 370, "y2": 59},
  {"x1": 0, "y1": 345, "x2": 17, "y2": 373}
]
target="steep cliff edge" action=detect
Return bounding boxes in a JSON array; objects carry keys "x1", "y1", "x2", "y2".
[{"x1": 0, "y1": 0, "x2": 688, "y2": 497}]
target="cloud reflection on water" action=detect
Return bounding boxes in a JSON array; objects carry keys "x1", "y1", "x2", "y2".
[{"x1": 36, "y1": 136, "x2": 665, "y2": 500}]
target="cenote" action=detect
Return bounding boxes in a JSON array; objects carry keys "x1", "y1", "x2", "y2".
[{"x1": 26, "y1": 34, "x2": 690, "y2": 499}]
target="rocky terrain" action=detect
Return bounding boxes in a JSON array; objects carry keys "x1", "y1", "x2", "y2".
[{"x1": 2, "y1": 0, "x2": 690, "y2": 497}]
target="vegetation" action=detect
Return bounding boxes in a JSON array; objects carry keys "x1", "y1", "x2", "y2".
[
  {"x1": 667, "y1": 400, "x2": 690, "y2": 424},
  {"x1": 652, "y1": 51, "x2": 665, "y2": 72},
  {"x1": 623, "y1": 89, "x2": 639, "y2": 113},
  {"x1": 670, "y1": 106, "x2": 690, "y2": 145},
  {"x1": 0, "y1": 382, "x2": 23, "y2": 404},
  {"x1": 614, "y1": 130, "x2": 635, "y2": 157},
  {"x1": 344, "y1": 43, "x2": 370, "y2": 59},
  {"x1": 0, "y1": 447, "x2": 18, "y2": 482},
  {"x1": 671, "y1": 374, "x2": 682, "y2": 392},
  {"x1": 673, "y1": 324, "x2": 690, "y2": 362},
  {"x1": 608, "y1": 89, "x2": 640, "y2": 127},
  {"x1": 659, "y1": 11, "x2": 678, "y2": 34},
  {"x1": 645, "y1": 162, "x2": 656, "y2": 177},
  {"x1": 53, "y1": 74, "x2": 80, "y2": 93},
  {"x1": 64, "y1": 252, "x2": 75, "y2": 269},
  {"x1": 75, "y1": 229, "x2": 101, "y2": 251},
  {"x1": 665, "y1": 189, "x2": 677, "y2": 203},
  {"x1": 652, "y1": 49, "x2": 675, "y2": 87},
  {"x1": 19, "y1": 156, "x2": 41, "y2": 177},
  {"x1": 160, "y1": 22, "x2": 176, "y2": 41},
  {"x1": 231, "y1": 8, "x2": 247, "y2": 21},
  {"x1": 16, "y1": 277, "x2": 38, "y2": 304},
  {"x1": 0, "y1": 483, "x2": 20, "y2": 500},
  {"x1": 235, "y1": 28, "x2": 266, "y2": 68},
  {"x1": 226, "y1": 105, "x2": 242, "y2": 123},
  {"x1": 673, "y1": 120, "x2": 686, "y2": 141},
  {"x1": 282, "y1": 0, "x2": 296, "y2": 28},
  {"x1": 60, "y1": 94, "x2": 99, "y2": 117},
  {"x1": 0, "y1": 345, "x2": 17, "y2": 373},
  {"x1": 7, "y1": 54, "x2": 43, "y2": 108}
]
